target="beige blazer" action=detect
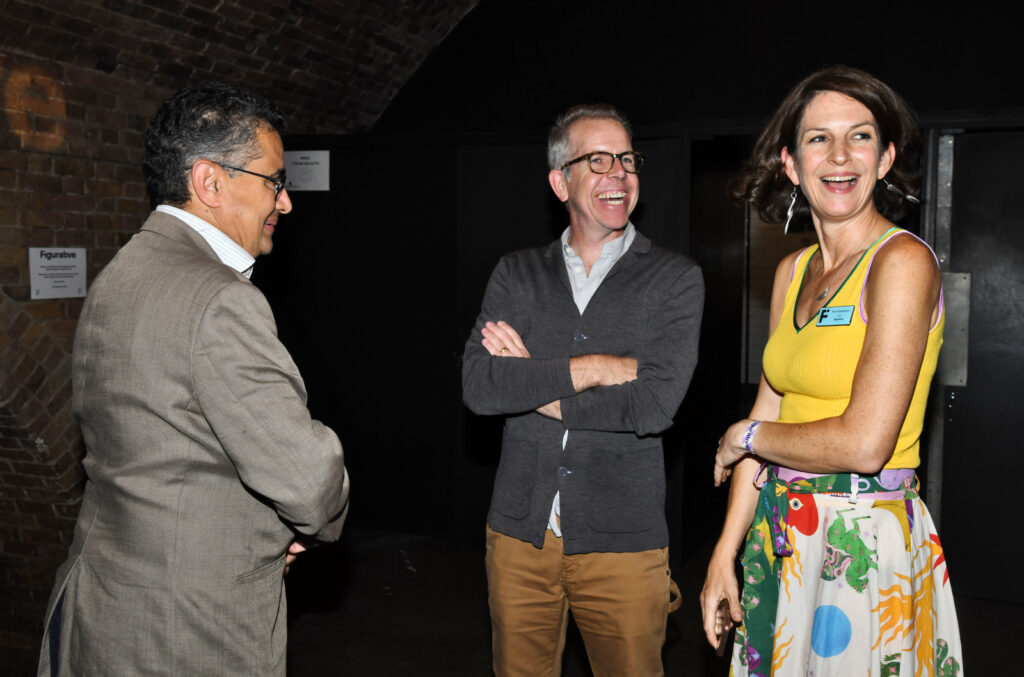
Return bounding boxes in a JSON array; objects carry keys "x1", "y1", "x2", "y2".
[{"x1": 38, "y1": 212, "x2": 349, "y2": 676}]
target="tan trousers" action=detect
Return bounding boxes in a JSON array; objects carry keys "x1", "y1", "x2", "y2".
[{"x1": 485, "y1": 525, "x2": 675, "y2": 677}]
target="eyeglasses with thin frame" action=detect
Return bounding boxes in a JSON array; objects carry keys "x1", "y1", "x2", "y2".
[
  {"x1": 561, "y1": 151, "x2": 644, "y2": 175},
  {"x1": 221, "y1": 164, "x2": 287, "y2": 198}
]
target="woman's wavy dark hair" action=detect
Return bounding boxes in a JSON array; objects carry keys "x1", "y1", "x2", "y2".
[
  {"x1": 143, "y1": 82, "x2": 285, "y2": 209},
  {"x1": 735, "y1": 66, "x2": 921, "y2": 226}
]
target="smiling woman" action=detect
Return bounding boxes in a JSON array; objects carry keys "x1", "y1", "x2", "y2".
[
  {"x1": 699, "y1": 66, "x2": 963, "y2": 677},
  {"x1": 784, "y1": 92, "x2": 894, "y2": 223},
  {"x1": 736, "y1": 66, "x2": 921, "y2": 231}
]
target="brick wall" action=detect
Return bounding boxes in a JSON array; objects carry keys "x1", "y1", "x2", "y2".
[{"x1": 0, "y1": 1, "x2": 478, "y2": 672}]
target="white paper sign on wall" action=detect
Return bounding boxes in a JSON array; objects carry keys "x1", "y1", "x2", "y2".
[
  {"x1": 29, "y1": 247, "x2": 87, "y2": 299},
  {"x1": 284, "y1": 150, "x2": 329, "y2": 192}
]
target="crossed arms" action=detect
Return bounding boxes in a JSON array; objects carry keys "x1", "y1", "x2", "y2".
[
  {"x1": 461, "y1": 250, "x2": 704, "y2": 436},
  {"x1": 479, "y1": 320, "x2": 638, "y2": 420}
]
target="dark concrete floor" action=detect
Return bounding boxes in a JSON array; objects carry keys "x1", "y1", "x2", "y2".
[{"x1": 285, "y1": 527, "x2": 1014, "y2": 676}]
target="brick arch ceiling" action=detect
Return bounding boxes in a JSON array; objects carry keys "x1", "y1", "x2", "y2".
[
  {"x1": 0, "y1": 0, "x2": 485, "y2": 479},
  {"x1": 1, "y1": 0, "x2": 482, "y2": 134},
  {"x1": 0, "y1": 0, "x2": 484, "y2": 451}
]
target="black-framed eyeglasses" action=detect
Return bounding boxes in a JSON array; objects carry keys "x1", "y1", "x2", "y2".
[
  {"x1": 221, "y1": 164, "x2": 287, "y2": 198},
  {"x1": 561, "y1": 151, "x2": 644, "y2": 175}
]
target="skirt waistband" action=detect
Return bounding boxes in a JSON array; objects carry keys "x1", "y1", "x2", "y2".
[
  {"x1": 768, "y1": 465, "x2": 916, "y2": 497},
  {"x1": 755, "y1": 466, "x2": 918, "y2": 558}
]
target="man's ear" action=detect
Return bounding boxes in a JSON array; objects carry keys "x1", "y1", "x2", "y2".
[
  {"x1": 190, "y1": 160, "x2": 222, "y2": 208},
  {"x1": 548, "y1": 168, "x2": 569, "y2": 202}
]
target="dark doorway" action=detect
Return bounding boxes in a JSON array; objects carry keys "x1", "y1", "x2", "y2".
[{"x1": 941, "y1": 130, "x2": 1024, "y2": 604}]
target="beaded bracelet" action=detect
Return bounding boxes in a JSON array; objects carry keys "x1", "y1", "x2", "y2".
[{"x1": 742, "y1": 420, "x2": 761, "y2": 453}]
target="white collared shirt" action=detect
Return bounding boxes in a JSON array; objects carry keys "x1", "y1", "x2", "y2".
[
  {"x1": 156, "y1": 205, "x2": 255, "y2": 279},
  {"x1": 560, "y1": 223, "x2": 636, "y2": 314}
]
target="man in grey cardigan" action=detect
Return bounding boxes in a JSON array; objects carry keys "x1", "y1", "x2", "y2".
[
  {"x1": 39, "y1": 83, "x2": 349, "y2": 676},
  {"x1": 462, "y1": 104, "x2": 703, "y2": 676}
]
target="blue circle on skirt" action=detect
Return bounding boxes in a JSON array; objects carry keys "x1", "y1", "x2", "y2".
[{"x1": 811, "y1": 605, "x2": 852, "y2": 657}]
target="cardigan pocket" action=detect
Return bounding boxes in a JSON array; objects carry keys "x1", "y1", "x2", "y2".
[
  {"x1": 490, "y1": 428, "x2": 538, "y2": 520},
  {"x1": 585, "y1": 443, "x2": 663, "y2": 534}
]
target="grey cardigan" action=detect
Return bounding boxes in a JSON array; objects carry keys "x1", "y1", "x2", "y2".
[{"x1": 462, "y1": 231, "x2": 703, "y2": 554}]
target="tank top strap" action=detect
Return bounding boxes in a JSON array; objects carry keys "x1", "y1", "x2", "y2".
[
  {"x1": 778, "y1": 246, "x2": 821, "y2": 328},
  {"x1": 856, "y1": 228, "x2": 944, "y2": 329},
  {"x1": 789, "y1": 245, "x2": 818, "y2": 282}
]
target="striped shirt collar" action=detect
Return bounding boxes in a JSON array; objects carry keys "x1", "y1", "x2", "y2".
[{"x1": 155, "y1": 205, "x2": 255, "y2": 279}]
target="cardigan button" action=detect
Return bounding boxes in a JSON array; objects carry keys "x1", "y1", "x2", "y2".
[{"x1": 557, "y1": 466, "x2": 571, "y2": 478}]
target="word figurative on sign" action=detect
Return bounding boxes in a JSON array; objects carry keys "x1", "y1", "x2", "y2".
[
  {"x1": 29, "y1": 247, "x2": 87, "y2": 299},
  {"x1": 38, "y1": 249, "x2": 79, "y2": 261}
]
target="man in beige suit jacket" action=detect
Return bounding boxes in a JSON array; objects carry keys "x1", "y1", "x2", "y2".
[{"x1": 38, "y1": 83, "x2": 350, "y2": 676}]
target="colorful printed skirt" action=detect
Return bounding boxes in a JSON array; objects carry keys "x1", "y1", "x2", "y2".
[{"x1": 730, "y1": 466, "x2": 963, "y2": 676}]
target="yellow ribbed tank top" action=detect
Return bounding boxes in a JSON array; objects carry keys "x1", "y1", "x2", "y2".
[{"x1": 761, "y1": 228, "x2": 944, "y2": 469}]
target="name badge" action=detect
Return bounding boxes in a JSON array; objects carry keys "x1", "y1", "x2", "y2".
[{"x1": 817, "y1": 305, "x2": 854, "y2": 327}]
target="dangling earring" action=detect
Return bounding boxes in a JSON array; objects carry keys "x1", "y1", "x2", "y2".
[
  {"x1": 784, "y1": 187, "x2": 798, "y2": 234},
  {"x1": 884, "y1": 178, "x2": 920, "y2": 204}
]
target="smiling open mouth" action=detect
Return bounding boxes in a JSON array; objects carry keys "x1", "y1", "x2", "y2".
[
  {"x1": 821, "y1": 176, "x2": 857, "y2": 188},
  {"x1": 598, "y1": 191, "x2": 627, "y2": 205}
]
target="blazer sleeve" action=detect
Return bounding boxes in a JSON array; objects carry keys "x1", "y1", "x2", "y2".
[
  {"x1": 191, "y1": 280, "x2": 350, "y2": 541},
  {"x1": 461, "y1": 256, "x2": 577, "y2": 414},
  {"x1": 560, "y1": 262, "x2": 704, "y2": 436}
]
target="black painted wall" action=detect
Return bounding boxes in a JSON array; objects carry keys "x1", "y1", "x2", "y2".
[{"x1": 257, "y1": 0, "x2": 1024, "y2": 601}]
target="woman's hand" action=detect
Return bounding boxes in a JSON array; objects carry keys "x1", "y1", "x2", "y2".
[
  {"x1": 715, "y1": 419, "x2": 754, "y2": 486},
  {"x1": 700, "y1": 547, "x2": 743, "y2": 652}
]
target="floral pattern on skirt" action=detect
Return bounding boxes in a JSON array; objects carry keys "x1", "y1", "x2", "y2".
[{"x1": 730, "y1": 470, "x2": 963, "y2": 677}]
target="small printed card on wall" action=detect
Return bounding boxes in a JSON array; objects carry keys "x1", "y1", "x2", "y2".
[
  {"x1": 284, "y1": 150, "x2": 329, "y2": 191},
  {"x1": 29, "y1": 247, "x2": 87, "y2": 299}
]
